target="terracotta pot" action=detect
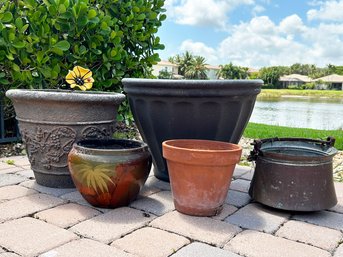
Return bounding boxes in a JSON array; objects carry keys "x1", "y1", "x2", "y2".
[
  {"x1": 6, "y1": 89, "x2": 125, "y2": 188},
  {"x1": 68, "y1": 139, "x2": 152, "y2": 208},
  {"x1": 162, "y1": 139, "x2": 242, "y2": 216},
  {"x1": 122, "y1": 78, "x2": 262, "y2": 182}
]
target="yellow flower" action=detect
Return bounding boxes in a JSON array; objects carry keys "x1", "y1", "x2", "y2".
[{"x1": 65, "y1": 66, "x2": 94, "y2": 91}]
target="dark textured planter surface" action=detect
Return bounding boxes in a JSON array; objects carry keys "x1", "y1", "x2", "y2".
[
  {"x1": 248, "y1": 137, "x2": 337, "y2": 211},
  {"x1": 6, "y1": 89, "x2": 125, "y2": 188},
  {"x1": 123, "y1": 78, "x2": 262, "y2": 181}
]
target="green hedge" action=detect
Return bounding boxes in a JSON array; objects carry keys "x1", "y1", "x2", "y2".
[{"x1": 0, "y1": 0, "x2": 165, "y2": 92}]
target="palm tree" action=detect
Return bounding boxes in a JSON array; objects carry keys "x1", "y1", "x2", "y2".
[
  {"x1": 169, "y1": 51, "x2": 194, "y2": 77},
  {"x1": 185, "y1": 56, "x2": 208, "y2": 80},
  {"x1": 217, "y1": 63, "x2": 249, "y2": 79}
]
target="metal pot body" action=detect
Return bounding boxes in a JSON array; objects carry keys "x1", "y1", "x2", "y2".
[
  {"x1": 68, "y1": 139, "x2": 151, "y2": 208},
  {"x1": 249, "y1": 137, "x2": 338, "y2": 211},
  {"x1": 123, "y1": 78, "x2": 262, "y2": 181},
  {"x1": 6, "y1": 89, "x2": 125, "y2": 188}
]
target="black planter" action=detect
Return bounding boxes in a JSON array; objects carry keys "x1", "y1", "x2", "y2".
[{"x1": 122, "y1": 78, "x2": 263, "y2": 181}]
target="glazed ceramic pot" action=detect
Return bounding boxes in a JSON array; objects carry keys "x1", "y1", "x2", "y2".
[
  {"x1": 68, "y1": 139, "x2": 152, "y2": 208},
  {"x1": 162, "y1": 139, "x2": 242, "y2": 216},
  {"x1": 123, "y1": 78, "x2": 262, "y2": 182},
  {"x1": 6, "y1": 89, "x2": 125, "y2": 188}
]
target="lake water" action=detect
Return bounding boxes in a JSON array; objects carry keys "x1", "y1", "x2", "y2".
[{"x1": 250, "y1": 97, "x2": 343, "y2": 130}]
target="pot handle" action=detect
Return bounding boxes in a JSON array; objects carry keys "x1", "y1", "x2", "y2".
[{"x1": 247, "y1": 136, "x2": 335, "y2": 161}]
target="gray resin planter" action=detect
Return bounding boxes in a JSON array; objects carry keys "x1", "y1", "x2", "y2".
[
  {"x1": 122, "y1": 78, "x2": 263, "y2": 181},
  {"x1": 6, "y1": 89, "x2": 125, "y2": 188}
]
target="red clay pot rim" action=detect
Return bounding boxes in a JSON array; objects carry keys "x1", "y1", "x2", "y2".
[{"x1": 162, "y1": 139, "x2": 242, "y2": 153}]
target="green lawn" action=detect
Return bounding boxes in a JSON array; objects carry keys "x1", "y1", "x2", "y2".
[
  {"x1": 259, "y1": 89, "x2": 343, "y2": 98},
  {"x1": 243, "y1": 122, "x2": 343, "y2": 150}
]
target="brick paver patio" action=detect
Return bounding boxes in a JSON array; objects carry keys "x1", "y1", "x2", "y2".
[{"x1": 0, "y1": 155, "x2": 342, "y2": 257}]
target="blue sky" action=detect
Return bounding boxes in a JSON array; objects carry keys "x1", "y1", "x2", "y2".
[{"x1": 156, "y1": 0, "x2": 343, "y2": 68}]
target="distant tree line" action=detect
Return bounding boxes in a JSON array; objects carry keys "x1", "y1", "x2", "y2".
[
  {"x1": 258, "y1": 63, "x2": 343, "y2": 88},
  {"x1": 160, "y1": 52, "x2": 343, "y2": 88}
]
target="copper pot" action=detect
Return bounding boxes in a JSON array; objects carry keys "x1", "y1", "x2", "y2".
[{"x1": 248, "y1": 137, "x2": 337, "y2": 211}]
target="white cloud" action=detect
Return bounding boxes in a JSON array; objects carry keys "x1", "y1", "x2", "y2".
[
  {"x1": 248, "y1": 16, "x2": 276, "y2": 35},
  {"x1": 279, "y1": 14, "x2": 305, "y2": 34},
  {"x1": 166, "y1": 0, "x2": 254, "y2": 29},
  {"x1": 163, "y1": 1, "x2": 343, "y2": 68},
  {"x1": 171, "y1": 14, "x2": 343, "y2": 68},
  {"x1": 179, "y1": 40, "x2": 219, "y2": 64},
  {"x1": 217, "y1": 16, "x2": 308, "y2": 67},
  {"x1": 252, "y1": 5, "x2": 266, "y2": 16},
  {"x1": 307, "y1": 0, "x2": 343, "y2": 21}
]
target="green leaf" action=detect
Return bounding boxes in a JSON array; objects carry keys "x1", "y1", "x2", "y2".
[
  {"x1": 0, "y1": 72, "x2": 5, "y2": 78},
  {"x1": 78, "y1": 16, "x2": 88, "y2": 26},
  {"x1": 40, "y1": 67, "x2": 52, "y2": 78},
  {"x1": 6, "y1": 53, "x2": 14, "y2": 61},
  {"x1": 0, "y1": 79, "x2": 10, "y2": 85},
  {"x1": 9, "y1": 33, "x2": 15, "y2": 41},
  {"x1": 110, "y1": 49, "x2": 117, "y2": 57},
  {"x1": 54, "y1": 40, "x2": 70, "y2": 51},
  {"x1": 0, "y1": 50, "x2": 5, "y2": 61},
  {"x1": 21, "y1": 24, "x2": 29, "y2": 34},
  {"x1": 100, "y1": 22, "x2": 108, "y2": 30},
  {"x1": 53, "y1": 64, "x2": 60, "y2": 74},
  {"x1": 110, "y1": 31, "x2": 117, "y2": 39},
  {"x1": 89, "y1": 17, "x2": 100, "y2": 24},
  {"x1": 59, "y1": 4, "x2": 66, "y2": 13},
  {"x1": 88, "y1": 9, "x2": 97, "y2": 19},
  {"x1": 1, "y1": 12, "x2": 13, "y2": 23},
  {"x1": 15, "y1": 18, "x2": 23, "y2": 29},
  {"x1": 91, "y1": 49, "x2": 102, "y2": 55},
  {"x1": 79, "y1": 45, "x2": 87, "y2": 54},
  {"x1": 51, "y1": 47, "x2": 64, "y2": 56},
  {"x1": 12, "y1": 42, "x2": 26, "y2": 49},
  {"x1": 149, "y1": 12, "x2": 158, "y2": 20},
  {"x1": 37, "y1": 51, "x2": 44, "y2": 63},
  {"x1": 137, "y1": 14, "x2": 146, "y2": 20},
  {"x1": 12, "y1": 63, "x2": 20, "y2": 72},
  {"x1": 48, "y1": 6, "x2": 57, "y2": 15}
]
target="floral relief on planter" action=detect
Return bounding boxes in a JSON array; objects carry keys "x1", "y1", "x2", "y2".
[
  {"x1": 21, "y1": 126, "x2": 77, "y2": 169},
  {"x1": 21, "y1": 125, "x2": 115, "y2": 170}
]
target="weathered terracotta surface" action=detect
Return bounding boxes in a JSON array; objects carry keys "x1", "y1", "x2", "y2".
[
  {"x1": 68, "y1": 139, "x2": 151, "y2": 208},
  {"x1": 163, "y1": 139, "x2": 242, "y2": 216}
]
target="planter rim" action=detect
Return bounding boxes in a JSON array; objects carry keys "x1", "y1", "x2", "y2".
[
  {"x1": 73, "y1": 139, "x2": 149, "y2": 155},
  {"x1": 6, "y1": 89, "x2": 125, "y2": 103},
  {"x1": 122, "y1": 78, "x2": 262, "y2": 97},
  {"x1": 163, "y1": 139, "x2": 242, "y2": 153},
  {"x1": 122, "y1": 78, "x2": 263, "y2": 87},
  {"x1": 249, "y1": 137, "x2": 337, "y2": 163}
]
